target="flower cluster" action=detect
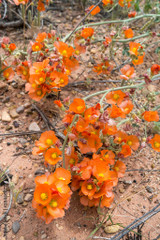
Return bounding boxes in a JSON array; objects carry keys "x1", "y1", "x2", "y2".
[
  {"x1": 33, "y1": 168, "x2": 72, "y2": 224},
  {"x1": 32, "y1": 131, "x2": 62, "y2": 166}
]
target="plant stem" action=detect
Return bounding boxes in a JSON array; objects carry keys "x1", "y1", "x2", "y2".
[
  {"x1": 62, "y1": 114, "x2": 79, "y2": 169},
  {"x1": 64, "y1": 0, "x2": 102, "y2": 42},
  {"x1": 84, "y1": 82, "x2": 145, "y2": 101},
  {"x1": 64, "y1": 14, "x2": 160, "y2": 40}
]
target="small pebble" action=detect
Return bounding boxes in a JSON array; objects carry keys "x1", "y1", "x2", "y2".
[
  {"x1": 16, "y1": 193, "x2": 24, "y2": 204},
  {"x1": 29, "y1": 122, "x2": 40, "y2": 131},
  {"x1": 24, "y1": 193, "x2": 32, "y2": 202},
  {"x1": 16, "y1": 106, "x2": 24, "y2": 114},
  {"x1": 10, "y1": 109, "x2": 19, "y2": 118},
  {"x1": 13, "y1": 121, "x2": 19, "y2": 128},
  {"x1": 12, "y1": 221, "x2": 20, "y2": 234},
  {"x1": 1, "y1": 110, "x2": 11, "y2": 122},
  {"x1": 41, "y1": 234, "x2": 47, "y2": 239},
  {"x1": 146, "y1": 186, "x2": 154, "y2": 193}
]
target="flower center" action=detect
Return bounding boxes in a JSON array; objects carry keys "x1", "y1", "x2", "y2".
[
  {"x1": 35, "y1": 45, "x2": 40, "y2": 51},
  {"x1": 98, "y1": 173, "x2": 104, "y2": 177},
  {"x1": 69, "y1": 158, "x2": 75, "y2": 164},
  {"x1": 113, "y1": 94, "x2": 119, "y2": 100},
  {"x1": 75, "y1": 50, "x2": 80, "y2": 55},
  {"x1": 51, "y1": 153, "x2": 57, "y2": 159},
  {"x1": 36, "y1": 90, "x2": 42, "y2": 96},
  {"x1": 87, "y1": 184, "x2": 93, "y2": 190},
  {"x1": 154, "y1": 141, "x2": 160, "y2": 148},
  {"x1": 114, "y1": 166, "x2": 119, "y2": 172},
  {"x1": 60, "y1": 78, "x2": 64, "y2": 83},
  {"x1": 132, "y1": 47, "x2": 137, "y2": 53},
  {"x1": 39, "y1": 77, "x2": 44, "y2": 82},
  {"x1": 62, "y1": 50, "x2": 67, "y2": 56},
  {"x1": 124, "y1": 107, "x2": 129, "y2": 112},
  {"x1": 23, "y1": 70, "x2": 27, "y2": 76},
  {"x1": 5, "y1": 72, "x2": 9, "y2": 78},
  {"x1": 46, "y1": 139, "x2": 53, "y2": 145},
  {"x1": 40, "y1": 193, "x2": 48, "y2": 201},
  {"x1": 77, "y1": 106, "x2": 83, "y2": 112},
  {"x1": 50, "y1": 199, "x2": 58, "y2": 208},
  {"x1": 59, "y1": 177, "x2": 65, "y2": 180},
  {"x1": 57, "y1": 187, "x2": 62, "y2": 193},
  {"x1": 127, "y1": 140, "x2": 132, "y2": 146}
]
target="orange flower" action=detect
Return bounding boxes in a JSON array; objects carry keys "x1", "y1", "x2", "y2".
[
  {"x1": 149, "y1": 134, "x2": 160, "y2": 152},
  {"x1": 100, "y1": 150, "x2": 115, "y2": 165},
  {"x1": 118, "y1": 100, "x2": 134, "y2": 114},
  {"x1": 103, "y1": 36, "x2": 112, "y2": 47},
  {"x1": 132, "y1": 54, "x2": 145, "y2": 65},
  {"x1": 32, "y1": 42, "x2": 43, "y2": 51},
  {"x1": 69, "y1": 98, "x2": 86, "y2": 114},
  {"x1": 120, "y1": 64, "x2": 136, "y2": 80},
  {"x1": 88, "y1": 5, "x2": 100, "y2": 15},
  {"x1": 78, "y1": 134, "x2": 102, "y2": 154},
  {"x1": 63, "y1": 57, "x2": 79, "y2": 71},
  {"x1": 45, "y1": 148, "x2": 62, "y2": 165},
  {"x1": 32, "y1": 200, "x2": 54, "y2": 224},
  {"x1": 106, "y1": 90, "x2": 126, "y2": 105},
  {"x1": 3, "y1": 67, "x2": 14, "y2": 80},
  {"x1": 81, "y1": 181, "x2": 96, "y2": 199},
  {"x1": 119, "y1": 0, "x2": 132, "y2": 8},
  {"x1": 107, "y1": 105, "x2": 126, "y2": 118},
  {"x1": 25, "y1": 83, "x2": 47, "y2": 101},
  {"x1": 120, "y1": 144, "x2": 132, "y2": 158},
  {"x1": 65, "y1": 147, "x2": 78, "y2": 168},
  {"x1": 54, "y1": 180, "x2": 70, "y2": 194},
  {"x1": 142, "y1": 111, "x2": 159, "y2": 122},
  {"x1": 34, "y1": 131, "x2": 58, "y2": 151},
  {"x1": 54, "y1": 100, "x2": 63, "y2": 108},
  {"x1": 126, "y1": 135, "x2": 139, "y2": 150},
  {"x1": 36, "y1": 32, "x2": 47, "y2": 42},
  {"x1": 128, "y1": 11, "x2": 136, "y2": 18},
  {"x1": 151, "y1": 64, "x2": 160, "y2": 76},
  {"x1": 37, "y1": 0, "x2": 45, "y2": 11},
  {"x1": 92, "y1": 160, "x2": 110, "y2": 182},
  {"x1": 47, "y1": 202, "x2": 65, "y2": 218},
  {"x1": 93, "y1": 181, "x2": 114, "y2": 199},
  {"x1": 53, "y1": 168, "x2": 71, "y2": 185},
  {"x1": 9, "y1": 43, "x2": 16, "y2": 51},
  {"x1": 80, "y1": 196, "x2": 99, "y2": 207},
  {"x1": 81, "y1": 28, "x2": 94, "y2": 39},
  {"x1": 34, "y1": 184, "x2": 52, "y2": 206},
  {"x1": 75, "y1": 117, "x2": 88, "y2": 132},
  {"x1": 54, "y1": 41, "x2": 75, "y2": 58},
  {"x1": 62, "y1": 113, "x2": 74, "y2": 125},
  {"x1": 50, "y1": 71, "x2": 68, "y2": 88},
  {"x1": 129, "y1": 42, "x2": 142, "y2": 56},
  {"x1": 100, "y1": 194, "x2": 114, "y2": 208},
  {"x1": 30, "y1": 59, "x2": 49, "y2": 75},
  {"x1": 84, "y1": 107, "x2": 100, "y2": 124},
  {"x1": 13, "y1": 0, "x2": 28, "y2": 5},
  {"x1": 114, "y1": 131, "x2": 127, "y2": 144},
  {"x1": 103, "y1": 124, "x2": 117, "y2": 135},
  {"x1": 74, "y1": 38, "x2": 86, "y2": 55},
  {"x1": 124, "y1": 28, "x2": 134, "y2": 38},
  {"x1": 16, "y1": 61, "x2": 30, "y2": 81},
  {"x1": 102, "y1": 0, "x2": 113, "y2": 5},
  {"x1": 29, "y1": 72, "x2": 46, "y2": 85},
  {"x1": 35, "y1": 173, "x2": 55, "y2": 186},
  {"x1": 113, "y1": 160, "x2": 126, "y2": 178}
]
